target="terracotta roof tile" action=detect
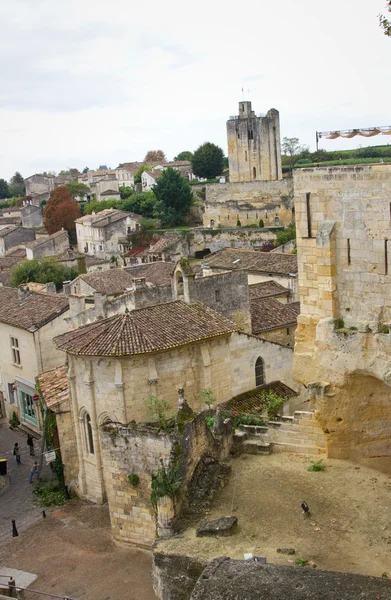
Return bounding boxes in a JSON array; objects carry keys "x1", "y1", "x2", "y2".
[
  {"x1": 25, "y1": 230, "x2": 68, "y2": 250},
  {"x1": 124, "y1": 261, "x2": 175, "y2": 285},
  {"x1": 251, "y1": 298, "x2": 300, "y2": 333},
  {"x1": 78, "y1": 269, "x2": 136, "y2": 294},
  {"x1": 249, "y1": 281, "x2": 290, "y2": 299},
  {"x1": 37, "y1": 366, "x2": 69, "y2": 408},
  {"x1": 0, "y1": 225, "x2": 18, "y2": 237},
  {"x1": 148, "y1": 232, "x2": 183, "y2": 254},
  {"x1": 54, "y1": 300, "x2": 237, "y2": 357},
  {"x1": 0, "y1": 217, "x2": 21, "y2": 226},
  {"x1": 0, "y1": 287, "x2": 69, "y2": 331},
  {"x1": 203, "y1": 248, "x2": 298, "y2": 275},
  {"x1": 221, "y1": 381, "x2": 298, "y2": 413},
  {"x1": 75, "y1": 209, "x2": 131, "y2": 227}
]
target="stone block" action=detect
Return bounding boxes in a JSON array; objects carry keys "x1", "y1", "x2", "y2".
[{"x1": 196, "y1": 516, "x2": 238, "y2": 537}]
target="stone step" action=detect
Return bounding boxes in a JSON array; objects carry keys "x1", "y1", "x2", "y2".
[
  {"x1": 267, "y1": 420, "x2": 283, "y2": 428},
  {"x1": 280, "y1": 415, "x2": 294, "y2": 423},
  {"x1": 243, "y1": 440, "x2": 271, "y2": 456},
  {"x1": 233, "y1": 430, "x2": 248, "y2": 441},
  {"x1": 272, "y1": 441, "x2": 323, "y2": 456},
  {"x1": 238, "y1": 425, "x2": 268, "y2": 435},
  {"x1": 293, "y1": 411, "x2": 315, "y2": 419}
]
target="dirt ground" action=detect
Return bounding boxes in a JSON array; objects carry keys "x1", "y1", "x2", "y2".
[
  {"x1": 0, "y1": 502, "x2": 157, "y2": 600},
  {"x1": 160, "y1": 453, "x2": 391, "y2": 578}
]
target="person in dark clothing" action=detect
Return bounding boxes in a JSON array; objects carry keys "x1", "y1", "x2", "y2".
[
  {"x1": 27, "y1": 434, "x2": 35, "y2": 456},
  {"x1": 13, "y1": 443, "x2": 21, "y2": 464}
]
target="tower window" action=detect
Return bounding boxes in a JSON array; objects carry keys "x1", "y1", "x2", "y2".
[
  {"x1": 347, "y1": 239, "x2": 351, "y2": 266},
  {"x1": 245, "y1": 151, "x2": 247, "y2": 161},
  {"x1": 385, "y1": 239, "x2": 388, "y2": 275},
  {"x1": 305, "y1": 192, "x2": 312, "y2": 238},
  {"x1": 253, "y1": 167, "x2": 256, "y2": 179},
  {"x1": 249, "y1": 130, "x2": 254, "y2": 140},
  {"x1": 255, "y1": 357, "x2": 265, "y2": 387}
]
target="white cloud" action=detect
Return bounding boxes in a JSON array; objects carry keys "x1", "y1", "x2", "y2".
[{"x1": 1, "y1": 0, "x2": 390, "y2": 179}]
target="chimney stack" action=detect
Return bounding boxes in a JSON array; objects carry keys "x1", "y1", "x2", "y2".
[{"x1": 18, "y1": 285, "x2": 30, "y2": 300}]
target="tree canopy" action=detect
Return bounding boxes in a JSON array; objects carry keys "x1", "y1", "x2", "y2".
[
  {"x1": 275, "y1": 223, "x2": 296, "y2": 248},
  {"x1": 0, "y1": 179, "x2": 9, "y2": 199},
  {"x1": 144, "y1": 150, "x2": 167, "y2": 164},
  {"x1": 134, "y1": 165, "x2": 152, "y2": 184},
  {"x1": 66, "y1": 182, "x2": 90, "y2": 199},
  {"x1": 174, "y1": 151, "x2": 193, "y2": 161},
  {"x1": 282, "y1": 137, "x2": 309, "y2": 170},
  {"x1": 44, "y1": 186, "x2": 80, "y2": 242},
  {"x1": 9, "y1": 258, "x2": 78, "y2": 290},
  {"x1": 153, "y1": 167, "x2": 192, "y2": 226},
  {"x1": 379, "y1": 1, "x2": 391, "y2": 35},
  {"x1": 192, "y1": 142, "x2": 224, "y2": 179}
]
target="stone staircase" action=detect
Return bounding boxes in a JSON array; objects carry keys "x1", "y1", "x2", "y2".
[{"x1": 234, "y1": 411, "x2": 326, "y2": 457}]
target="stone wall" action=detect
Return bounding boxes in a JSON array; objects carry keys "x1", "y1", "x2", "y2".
[
  {"x1": 293, "y1": 165, "x2": 391, "y2": 458},
  {"x1": 0, "y1": 227, "x2": 36, "y2": 255},
  {"x1": 21, "y1": 205, "x2": 43, "y2": 228},
  {"x1": 187, "y1": 227, "x2": 276, "y2": 255},
  {"x1": 54, "y1": 399, "x2": 79, "y2": 484},
  {"x1": 258, "y1": 325, "x2": 296, "y2": 348},
  {"x1": 203, "y1": 178, "x2": 293, "y2": 228},
  {"x1": 26, "y1": 230, "x2": 69, "y2": 260}
]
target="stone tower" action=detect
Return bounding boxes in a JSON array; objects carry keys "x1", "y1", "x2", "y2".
[{"x1": 227, "y1": 102, "x2": 282, "y2": 182}]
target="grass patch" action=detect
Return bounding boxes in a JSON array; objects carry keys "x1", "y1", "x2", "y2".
[
  {"x1": 295, "y1": 558, "x2": 308, "y2": 566},
  {"x1": 307, "y1": 459, "x2": 326, "y2": 472}
]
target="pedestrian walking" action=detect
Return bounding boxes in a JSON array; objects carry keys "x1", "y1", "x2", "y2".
[
  {"x1": 29, "y1": 461, "x2": 40, "y2": 483},
  {"x1": 27, "y1": 434, "x2": 35, "y2": 456},
  {"x1": 13, "y1": 443, "x2": 21, "y2": 464}
]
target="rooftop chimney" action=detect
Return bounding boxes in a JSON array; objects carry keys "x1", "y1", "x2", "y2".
[{"x1": 18, "y1": 285, "x2": 30, "y2": 300}]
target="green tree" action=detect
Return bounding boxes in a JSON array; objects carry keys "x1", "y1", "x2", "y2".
[
  {"x1": 0, "y1": 179, "x2": 9, "y2": 199},
  {"x1": 134, "y1": 165, "x2": 152, "y2": 184},
  {"x1": 119, "y1": 185, "x2": 134, "y2": 200},
  {"x1": 192, "y1": 142, "x2": 224, "y2": 179},
  {"x1": 379, "y1": 1, "x2": 391, "y2": 35},
  {"x1": 10, "y1": 172, "x2": 25, "y2": 185},
  {"x1": 153, "y1": 167, "x2": 193, "y2": 226},
  {"x1": 9, "y1": 258, "x2": 78, "y2": 290},
  {"x1": 144, "y1": 150, "x2": 167, "y2": 164},
  {"x1": 275, "y1": 223, "x2": 296, "y2": 247},
  {"x1": 282, "y1": 137, "x2": 306, "y2": 170},
  {"x1": 82, "y1": 166, "x2": 89, "y2": 173},
  {"x1": 66, "y1": 182, "x2": 90, "y2": 200},
  {"x1": 174, "y1": 151, "x2": 193, "y2": 161}
]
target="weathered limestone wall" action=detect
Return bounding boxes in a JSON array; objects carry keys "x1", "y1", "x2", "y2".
[
  {"x1": 203, "y1": 178, "x2": 293, "y2": 228},
  {"x1": 54, "y1": 400, "x2": 79, "y2": 484},
  {"x1": 293, "y1": 165, "x2": 391, "y2": 458},
  {"x1": 26, "y1": 230, "x2": 69, "y2": 260},
  {"x1": 258, "y1": 325, "x2": 296, "y2": 348},
  {"x1": 100, "y1": 426, "x2": 172, "y2": 546},
  {"x1": 188, "y1": 227, "x2": 276, "y2": 255}
]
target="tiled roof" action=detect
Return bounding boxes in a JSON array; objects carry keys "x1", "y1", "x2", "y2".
[
  {"x1": 25, "y1": 230, "x2": 68, "y2": 249},
  {"x1": 7, "y1": 248, "x2": 27, "y2": 257},
  {"x1": 75, "y1": 209, "x2": 130, "y2": 227},
  {"x1": 144, "y1": 169, "x2": 163, "y2": 181},
  {"x1": 249, "y1": 281, "x2": 290, "y2": 300},
  {"x1": 220, "y1": 381, "x2": 298, "y2": 414},
  {"x1": 0, "y1": 254, "x2": 25, "y2": 270},
  {"x1": 55, "y1": 300, "x2": 237, "y2": 357},
  {"x1": 0, "y1": 287, "x2": 69, "y2": 332},
  {"x1": 251, "y1": 299, "x2": 300, "y2": 333},
  {"x1": 78, "y1": 268, "x2": 136, "y2": 294},
  {"x1": 37, "y1": 366, "x2": 69, "y2": 408},
  {"x1": 203, "y1": 248, "x2": 298, "y2": 275},
  {"x1": 125, "y1": 261, "x2": 175, "y2": 286},
  {"x1": 148, "y1": 232, "x2": 183, "y2": 254},
  {"x1": 0, "y1": 225, "x2": 18, "y2": 237},
  {"x1": 100, "y1": 188, "x2": 120, "y2": 196}
]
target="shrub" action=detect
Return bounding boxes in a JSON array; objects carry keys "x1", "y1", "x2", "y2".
[
  {"x1": 236, "y1": 219, "x2": 242, "y2": 227},
  {"x1": 307, "y1": 459, "x2": 326, "y2": 472},
  {"x1": 9, "y1": 411, "x2": 20, "y2": 429},
  {"x1": 150, "y1": 465, "x2": 182, "y2": 506},
  {"x1": 259, "y1": 219, "x2": 264, "y2": 228},
  {"x1": 266, "y1": 394, "x2": 284, "y2": 419},
  {"x1": 146, "y1": 395, "x2": 174, "y2": 429},
  {"x1": 204, "y1": 415, "x2": 215, "y2": 430},
  {"x1": 33, "y1": 480, "x2": 66, "y2": 507},
  {"x1": 197, "y1": 388, "x2": 216, "y2": 409},
  {"x1": 295, "y1": 558, "x2": 308, "y2": 566},
  {"x1": 335, "y1": 318, "x2": 345, "y2": 330},
  {"x1": 128, "y1": 473, "x2": 140, "y2": 487}
]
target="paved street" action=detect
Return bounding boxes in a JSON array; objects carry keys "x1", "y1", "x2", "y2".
[{"x1": 0, "y1": 422, "x2": 52, "y2": 539}]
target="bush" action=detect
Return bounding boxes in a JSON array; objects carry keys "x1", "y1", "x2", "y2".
[
  {"x1": 307, "y1": 459, "x2": 326, "y2": 472},
  {"x1": 146, "y1": 395, "x2": 174, "y2": 429},
  {"x1": 150, "y1": 465, "x2": 182, "y2": 506},
  {"x1": 33, "y1": 479, "x2": 66, "y2": 507},
  {"x1": 9, "y1": 411, "x2": 20, "y2": 429},
  {"x1": 128, "y1": 473, "x2": 140, "y2": 487},
  {"x1": 197, "y1": 388, "x2": 216, "y2": 408},
  {"x1": 275, "y1": 223, "x2": 296, "y2": 247},
  {"x1": 266, "y1": 396, "x2": 284, "y2": 419},
  {"x1": 259, "y1": 219, "x2": 264, "y2": 228},
  {"x1": 236, "y1": 219, "x2": 242, "y2": 227}
]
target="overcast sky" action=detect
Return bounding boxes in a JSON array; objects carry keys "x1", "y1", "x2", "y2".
[{"x1": 1, "y1": 0, "x2": 390, "y2": 179}]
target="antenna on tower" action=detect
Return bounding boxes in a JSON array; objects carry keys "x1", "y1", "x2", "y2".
[{"x1": 241, "y1": 86, "x2": 244, "y2": 101}]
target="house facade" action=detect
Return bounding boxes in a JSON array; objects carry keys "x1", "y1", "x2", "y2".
[
  {"x1": 0, "y1": 226, "x2": 36, "y2": 256},
  {"x1": 75, "y1": 209, "x2": 142, "y2": 259},
  {"x1": 25, "y1": 230, "x2": 69, "y2": 260},
  {"x1": 0, "y1": 286, "x2": 70, "y2": 432}
]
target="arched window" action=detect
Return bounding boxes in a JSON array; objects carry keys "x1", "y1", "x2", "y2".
[
  {"x1": 274, "y1": 216, "x2": 280, "y2": 226},
  {"x1": 85, "y1": 413, "x2": 94, "y2": 454},
  {"x1": 255, "y1": 357, "x2": 265, "y2": 387},
  {"x1": 253, "y1": 167, "x2": 256, "y2": 179}
]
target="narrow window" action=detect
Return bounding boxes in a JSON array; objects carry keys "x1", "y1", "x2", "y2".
[
  {"x1": 347, "y1": 239, "x2": 351, "y2": 266},
  {"x1": 215, "y1": 289, "x2": 220, "y2": 302},
  {"x1": 86, "y1": 414, "x2": 94, "y2": 454},
  {"x1": 245, "y1": 151, "x2": 248, "y2": 161},
  {"x1": 274, "y1": 216, "x2": 280, "y2": 226},
  {"x1": 305, "y1": 192, "x2": 312, "y2": 238},
  {"x1": 10, "y1": 337, "x2": 20, "y2": 365},
  {"x1": 253, "y1": 167, "x2": 256, "y2": 179},
  {"x1": 385, "y1": 239, "x2": 389, "y2": 275},
  {"x1": 255, "y1": 357, "x2": 265, "y2": 387},
  {"x1": 286, "y1": 328, "x2": 290, "y2": 335}
]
